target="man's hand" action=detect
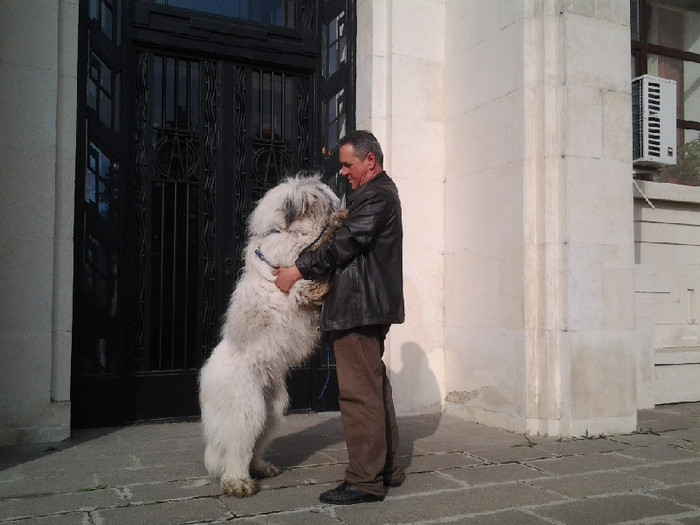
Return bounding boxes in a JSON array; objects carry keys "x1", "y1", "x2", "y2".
[{"x1": 273, "y1": 265, "x2": 303, "y2": 293}]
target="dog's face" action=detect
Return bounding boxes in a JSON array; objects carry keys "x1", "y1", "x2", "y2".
[{"x1": 248, "y1": 174, "x2": 340, "y2": 237}]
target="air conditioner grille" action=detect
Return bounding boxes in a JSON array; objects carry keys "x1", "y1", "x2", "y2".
[{"x1": 632, "y1": 75, "x2": 676, "y2": 167}]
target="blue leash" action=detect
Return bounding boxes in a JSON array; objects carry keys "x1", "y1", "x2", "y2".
[
  {"x1": 255, "y1": 248, "x2": 279, "y2": 269},
  {"x1": 255, "y1": 227, "x2": 333, "y2": 401},
  {"x1": 317, "y1": 332, "x2": 332, "y2": 401}
]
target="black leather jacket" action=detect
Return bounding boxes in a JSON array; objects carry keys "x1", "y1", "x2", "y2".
[{"x1": 296, "y1": 172, "x2": 405, "y2": 331}]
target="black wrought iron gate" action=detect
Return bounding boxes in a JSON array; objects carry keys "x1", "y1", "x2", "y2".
[{"x1": 72, "y1": 0, "x2": 355, "y2": 428}]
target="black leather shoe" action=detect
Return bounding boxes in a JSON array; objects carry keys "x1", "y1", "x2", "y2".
[{"x1": 319, "y1": 483, "x2": 385, "y2": 505}]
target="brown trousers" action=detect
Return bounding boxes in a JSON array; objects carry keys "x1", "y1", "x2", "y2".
[{"x1": 332, "y1": 325, "x2": 404, "y2": 496}]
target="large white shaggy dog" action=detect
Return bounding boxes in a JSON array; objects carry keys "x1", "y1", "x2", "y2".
[{"x1": 199, "y1": 174, "x2": 342, "y2": 497}]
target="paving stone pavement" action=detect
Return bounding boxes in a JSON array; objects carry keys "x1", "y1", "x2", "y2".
[{"x1": 1, "y1": 403, "x2": 699, "y2": 524}]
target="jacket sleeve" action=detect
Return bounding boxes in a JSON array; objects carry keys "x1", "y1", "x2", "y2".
[{"x1": 296, "y1": 190, "x2": 390, "y2": 280}]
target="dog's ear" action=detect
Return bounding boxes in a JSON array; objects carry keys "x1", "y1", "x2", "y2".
[{"x1": 282, "y1": 194, "x2": 306, "y2": 227}]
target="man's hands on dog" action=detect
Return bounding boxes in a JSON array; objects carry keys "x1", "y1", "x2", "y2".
[{"x1": 273, "y1": 266, "x2": 303, "y2": 293}]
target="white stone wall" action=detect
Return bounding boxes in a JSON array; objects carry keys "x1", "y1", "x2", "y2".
[
  {"x1": 3, "y1": 0, "x2": 682, "y2": 443},
  {"x1": 0, "y1": 0, "x2": 77, "y2": 445},
  {"x1": 443, "y1": 0, "x2": 637, "y2": 436},
  {"x1": 634, "y1": 181, "x2": 700, "y2": 406},
  {"x1": 443, "y1": 0, "x2": 530, "y2": 432},
  {"x1": 356, "y1": 0, "x2": 447, "y2": 414}
]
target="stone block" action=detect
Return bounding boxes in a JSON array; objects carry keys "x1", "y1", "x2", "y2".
[
  {"x1": 392, "y1": 0, "x2": 444, "y2": 62},
  {"x1": 529, "y1": 470, "x2": 660, "y2": 498},
  {"x1": 569, "y1": 330, "x2": 637, "y2": 423},
  {"x1": 603, "y1": 89, "x2": 633, "y2": 162},
  {"x1": 446, "y1": 0, "x2": 499, "y2": 53},
  {"x1": 655, "y1": 363, "x2": 700, "y2": 404},
  {"x1": 443, "y1": 463, "x2": 549, "y2": 486},
  {"x1": 534, "y1": 494, "x2": 689, "y2": 524},
  {"x1": 565, "y1": 12, "x2": 630, "y2": 92},
  {"x1": 566, "y1": 85, "x2": 603, "y2": 158},
  {"x1": 0, "y1": 0, "x2": 58, "y2": 70},
  {"x1": 391, "y1": 55, "x2": 443, "y2": 121},
  {"x1": 529, "y1": 451, "x2": 645, "y2": 475},
  {"x1": 391, "y1": 118, "x2": 445, "y2": 182}
]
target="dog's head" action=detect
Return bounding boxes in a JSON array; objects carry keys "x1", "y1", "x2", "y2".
[{"x1": 248, "y1": 172, "x2": 340, "y2": 236}]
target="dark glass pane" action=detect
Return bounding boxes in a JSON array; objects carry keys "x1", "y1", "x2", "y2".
[
  {"x1": 151, "y1": 57, "x2": 201, "y2": 180},
  {"x1": 325, "y1": 89, "x2": 345, "y2": 150},
  {"x1": 648, "y1": 4, "x2": 688, "y2": 48},
  {"x1": 154, "y1": 0, "x2": 297, "y2": 28},
  {"x1": 101, "y1": 59, "x2": 111, "y2": 88},
  {"x1": 100, "y1": 93, "x2": 112, "y2": 127},
  {"x1": 189, "y1": 62, "x2": 199, "y2": 127},
  {"x1": 273, "y1": 73, "x2": 282, "y2": 139},
  {"x1": 98, "y1": 179, "x2": 111, "y2": 219},
  {"x1": 285, "y1": 77, "x2": 294, "y2": 142},
  {"x1": 178, "y1": 60, "x2": 187, "y2": 129},
  {"x1": 102, "y1": 3, "x2": 113, "y2": 39},
  {"x1": 262, "y1": 71, "x2": 271, "y2": 138},
  {"x1": 115, "y1": 0, "x2": 122, "y2": 46},
  {"x1": 153, "y1": 55, "x2": 163, "y2": 128},
  {"x1": 149, "y1": 179, "x2": 200, "y2": 371},
  {"x1": 86, "y1": 171, "x2": 96, "y2": 203},
  {"x1": 98, "y1": 146, "x2": 110, "y2": 177},
  {"x1": 89, "y1": 0, "x2": 98, "y2": 20},
  {"x1": 85, "y1": 235, "x2": 117, "y2": 317},
  {"x1": 252, "y1": 70, "x2": 261, "y2": 136},
  {"x1": 100, "y1": 93, "x2": 112, "y2": 126},
  {"x1": 87, "y1": 79, "x2": 97, "y2": 109},
  {"x1": 324, "y1": 12, "x2": 345, "y2": 78},
  {"x1": 86, "y1": 142, "x2": 118, "y2": 220},
  {"x1": 114, "y1": 71, "x2": 121, "y2": 132},
  {"x1": 92, "y1": 336, "x2": 112, "y2": 373},
  {"x1": 165, "y1": 57, "x2": 176, "y2": 126},
  {"x1": 328, "y1": 41, "x2": 339, "y2": 76},
  {"x1": 630, "y1": 0, "x2": 640, "y2": 41}
]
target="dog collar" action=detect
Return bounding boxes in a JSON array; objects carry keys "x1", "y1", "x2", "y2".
[{"x1": 255, "y1": 223, "x2": 329, "y2": 270}]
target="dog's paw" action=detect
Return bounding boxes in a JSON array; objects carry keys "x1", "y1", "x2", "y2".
[
  {"x1": 221, "y1": 476, "x2": 259, "y2": 498},
  {"x1": 252, "y1": 463, "x2": 282, "y2": 479}
]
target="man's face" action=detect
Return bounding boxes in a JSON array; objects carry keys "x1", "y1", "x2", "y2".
[{"x1": 339, "y1": 144, "x2": 371, "y2": 190}]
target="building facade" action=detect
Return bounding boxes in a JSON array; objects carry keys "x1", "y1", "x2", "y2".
[{"x1": 1, "y1": 0, "x2": 698, "y2": 445}]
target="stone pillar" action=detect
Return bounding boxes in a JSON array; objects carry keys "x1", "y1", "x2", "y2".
[
  {"x1": 444, "y1": 0, "x2": 637, "y2": 436},
  {"x1": 356, "y1": 0, "x2": 447, "y2": 414},
  {"x1": 0, "y1": 0, "x2": 77, "y2": 445}
]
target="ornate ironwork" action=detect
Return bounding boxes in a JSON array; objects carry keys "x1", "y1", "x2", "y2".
[
  {"x1": 299, "y1": 0, "x2": 315, "y2": 31},
  {"x1": 153, "y1": 131, "x2": 199, "y2": 182},
  {"x1": 201, "y1": 60, "x2": 218, "y2": 359},
  {"x1": 233, "y1": 65, "x2": 248, "y2": 269},
  {"x1": 297, "y1": 76, "x2": 311, "y2": 168},
  {"x1": 132, "y1": 49, "x2": 148, "y2": 372},
  {"x1": 252, "y1": 139, "x2": 291, "y2": 193}
]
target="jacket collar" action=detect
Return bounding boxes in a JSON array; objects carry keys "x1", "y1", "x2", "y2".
[{"x1": 348, "y1": 171, "x2": 387, "y2": 203}]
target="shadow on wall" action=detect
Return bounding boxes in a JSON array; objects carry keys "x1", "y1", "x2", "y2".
[
  {"x1": 393, "y1": 342, "x2": 443, "y2": 464},
  {"x1": 394, "y1": 341, "x2": 443, "y2": 415}
]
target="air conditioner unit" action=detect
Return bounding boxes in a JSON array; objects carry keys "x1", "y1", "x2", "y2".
[{"x1": 632, "y1": 75, "x2": 677, "y2": 167}]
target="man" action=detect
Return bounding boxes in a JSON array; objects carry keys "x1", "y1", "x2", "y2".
[{"x1": 274, "y1": 130, "x2": 405, "y2": 504}]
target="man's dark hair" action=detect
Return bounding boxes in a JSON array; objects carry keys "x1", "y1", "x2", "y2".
[{"x1": 339, "y1": 130, "x2": 384, "y2": 167}]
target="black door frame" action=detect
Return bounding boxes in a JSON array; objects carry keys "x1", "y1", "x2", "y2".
[{"x1": 72, "y1": 0, "x2": 356, "y2": 428}]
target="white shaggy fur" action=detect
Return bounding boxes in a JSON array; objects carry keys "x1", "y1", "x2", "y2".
[{"x1": 199, "y1": 174, "x2": 340, "y2": 497}]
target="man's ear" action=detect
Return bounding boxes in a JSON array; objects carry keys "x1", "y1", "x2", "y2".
[{"x1": 366, "y1": 152, "x2": 376, "y2": 169}]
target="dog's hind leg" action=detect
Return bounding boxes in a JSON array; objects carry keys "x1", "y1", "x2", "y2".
[
  {"x1": 219, "y1": 381, "x2": 268, "y2": 497},
  {"x1": 251, "y1": 382, "x2": 288, "y2": 479}
]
